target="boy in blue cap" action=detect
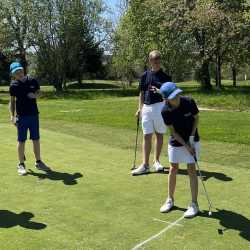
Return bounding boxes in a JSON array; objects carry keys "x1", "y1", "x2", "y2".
[
  {"x1": 9, "y1": 62, "x2": 51, "y2": 175},
  {"x1": 158, "y1": 82, "x2": 200, "y2": 218}
]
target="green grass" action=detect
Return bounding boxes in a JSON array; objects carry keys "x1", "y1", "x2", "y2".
[
  {"x1": 1, "y1": 79, "x2": 250, "y2": 110},
  {"x1": 0, "y1": 89, "x2": 250, "y2": 249}
]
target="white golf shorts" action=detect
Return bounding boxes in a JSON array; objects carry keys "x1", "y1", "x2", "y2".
[
  {"x1": 168, "y1": 142, "x2": 201, "y2": 164},
  {"x1": 141, "y1": 102, "x2": 166, "y2": 135}
]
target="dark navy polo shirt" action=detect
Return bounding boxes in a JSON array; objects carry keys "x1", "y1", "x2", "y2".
[
  {"x1": 161, "y1": 96, "x2": 200, "y2": 147},
  {"x1": 9, "y1": 76, "x2": 40, "y2": 116},
  {"x1": 139, "y1": 69, "x2": 172, "y2": 105}
]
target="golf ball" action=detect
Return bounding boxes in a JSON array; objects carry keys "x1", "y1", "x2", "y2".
[{"x1": 209, "y1": 211, "x2": 212, "y2": 216}]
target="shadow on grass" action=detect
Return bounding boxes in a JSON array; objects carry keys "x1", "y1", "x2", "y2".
[
  {"x1": 27, "y1": 169, "x2": 83, "y2": 185},
  {"x1": 200, "y1": 209, "x2": 250, "y2": 242},
  {"x1": 0, "y1": 210, "x2": 46, "y2": 230},
  {"x1": 67, "y1": 82, "x2": 120, "y2": 89},
  {"x1": 135, "y1": 168, "x2": 233, "y2": 182}
]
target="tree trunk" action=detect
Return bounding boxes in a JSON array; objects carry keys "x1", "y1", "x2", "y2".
[
  {"x1": 54, "y1": 78, "x2": 63, "y2": 92},
  {"x1": 77, "y1": 73, "x2": 82, "y2": 85},
  {"x1": 216, "y1": 54, "x2": 222, "y2": 88},
  {"x1": 232, "y1": 66, "x2": 237, "y2": 87},
  {"x1": 20, "y1": 49, "x2": 28, "y2": 75},
  {"x1": 200, "y1": 60, "x2": 212, "y2": 89}
]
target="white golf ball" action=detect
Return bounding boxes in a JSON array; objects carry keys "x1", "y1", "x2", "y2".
[{"x1": 209, "y1": 211, "x2": 212, "y2": 216}]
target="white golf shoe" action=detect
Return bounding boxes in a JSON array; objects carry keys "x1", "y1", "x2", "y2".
[
  {"x1": 153, "y1": 161, "x2": 164, "y2": 172},
  {"x1": 160, "y1": 198, "x2": 174, "y2": 213},
  {"x1": 17, "y1": 164, "x2": 27, "y2": 176},
  {"x1": 131, "y1": 164, "x2": 150, "y2": 176},
  {"x1": 184, "y1": 202, "x2": 199, "y2": 218}
]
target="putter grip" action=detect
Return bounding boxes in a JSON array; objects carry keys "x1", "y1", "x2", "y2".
[{"x1": 194, "y1": 155, "x2": 198, "y2": 162}]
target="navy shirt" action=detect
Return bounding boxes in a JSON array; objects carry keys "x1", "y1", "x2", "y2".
[
  {"x1": 139, "y1": 69, "x2": 172, "y2": 105},
  {"x1": 9, "y1": 76, "x2": 40, "y2": 116},
  {"x1": 161, "y1": 96, "x2": 200, "y2": 147}
]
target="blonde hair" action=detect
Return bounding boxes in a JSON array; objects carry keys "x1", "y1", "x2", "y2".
[{"x1": 149, "y1": 50, "x2": 161, "y2": 60}]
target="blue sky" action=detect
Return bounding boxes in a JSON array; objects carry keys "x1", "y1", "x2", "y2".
[
  {"x1": 104, "y1": 0, "x2": 121, "y2": 24},
  {"x1": 104, "y1": 0, "x2": 119, "y2": 10}
]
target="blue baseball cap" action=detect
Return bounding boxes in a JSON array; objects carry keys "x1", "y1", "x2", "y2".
[
  {"x1": 160, "y1": 82, "x2": 183, "y2": 100},
  {"x1": 10, "y1": 62, "x2": 24, "y2": 74}
]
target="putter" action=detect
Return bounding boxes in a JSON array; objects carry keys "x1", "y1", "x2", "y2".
[
  {"x1": 194, "y1": 156, "x2": 213, "y2": 216},
  {"x1": 131, "y1": 116, "x2": 140, "y2": 170}
]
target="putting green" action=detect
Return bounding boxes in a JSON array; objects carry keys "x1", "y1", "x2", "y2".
[{"x1": 0, "y1": 123, "x2": 249, "y2": 250}]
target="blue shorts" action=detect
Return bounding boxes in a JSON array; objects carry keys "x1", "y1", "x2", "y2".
[{"x1": 16, "y1": 115, "x2": 40, "y2": 142}]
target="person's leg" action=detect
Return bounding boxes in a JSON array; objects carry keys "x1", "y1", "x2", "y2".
[
  {"x1": 32, "y1": 140, "x2": 41, "y2": 161},
  {"x1": 29, "y1": 115, "x2": 41, "y2": 161},
  {"x1": 154, "y1": 132, "x2": 163, "y2": 162},
  {"x1": 17, "y1": 116, "x2": 28, "y2": 164},
  {"x1": 18, "y1": 142, "x2": 26, "y2": 163},
  {"x1": 168, "y1": 163, "x2": 179, "y2": 200},
  {"x1": 187, "y1": 163, "x2": 198, "y2": 203},
  {"x1": 160, "y1": 162, "x2": 178, "y2": 212},
  {"x1": 143, "y1": 133, "x2": 153, "y2": 166},
  {"x1": 16, "y1": 116, "x2": 28, "y2": 175}
]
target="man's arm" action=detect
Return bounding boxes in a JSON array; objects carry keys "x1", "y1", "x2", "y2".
[
  {"x1": 191, "y1": 114, "x2": 199, "y2": 136},
  {"x1": 168, "y1": 125, "x2": 195, "y2": 155},
  {"x1": 9, "y1": 96, "x2": 16, "y2": 124},
  {"x1": 135, "y1": 91, "x2": 144, "y2": 117}
]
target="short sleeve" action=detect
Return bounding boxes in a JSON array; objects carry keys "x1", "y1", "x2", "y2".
[
  {"x1": 161, "y1": 109, "x2": 173, "y2": 126},
  {"x1": 31, "y1": 78, "x2": 40, "y2": 91},
  {"x1": 9, "y1": 83, "x2": 18, "y2": 97},
  {"x1": 190, "y1": 99, "x2": 199, "y2": 115},
  {"x1": 139, "y1": 72, "x2": 147, "y2": 91}
]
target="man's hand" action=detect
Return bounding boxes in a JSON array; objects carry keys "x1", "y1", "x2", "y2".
[
  {"x1": 189, "y1": 136, "x2": 195, "y2": 148},
  {"x1": 150, "y1": 86, "x2": 160, "y2": 94},
  {"x1": 185, "y1": 144, "x2": 195, "y2": 156},
  {"x1": 135, "y1": 109, "x2": 141, "y2": 118},
  {"x1": 27, "y1": 92, "x2": 37, "y2": 99},
  {"x1": 10, "y1": 116, "x2": 16, "y2": 126}
]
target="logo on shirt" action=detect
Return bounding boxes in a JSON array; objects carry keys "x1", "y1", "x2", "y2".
[{"x1": 184, "y1": 112, "x2": 192, "y2": 117}]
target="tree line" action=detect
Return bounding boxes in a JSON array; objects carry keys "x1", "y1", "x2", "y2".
[
  {"x1": 0, "y1": 0, "x2": 111, "y2": 91},
  {"x1": 112, "y1": 0, "x2": 250, "y2": 88}
]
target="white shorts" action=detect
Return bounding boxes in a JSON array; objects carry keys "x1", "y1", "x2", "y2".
[
  {"x1": 168, "y1": 142, "x2": 201, "y2": 164},
  {"x1": 141, "y1": 102, "x2": 166, "y2": 135}
]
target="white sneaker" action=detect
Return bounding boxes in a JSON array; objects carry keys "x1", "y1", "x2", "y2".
[
  {"x1": 184, "y1": 202, "x2": 199, "y2": 218},
  {"x1": 153, "y1": 161, "x2": 164, "y2": 172},
  {"x1": 160, "y1": 198, "x2": 174, "y2": 213},
  {"x1": 131, "y1": 164, "x2": 150, "y2": 176},
  {"x1": 17, "y1": 164, "x2": 27, "y2": 176}
]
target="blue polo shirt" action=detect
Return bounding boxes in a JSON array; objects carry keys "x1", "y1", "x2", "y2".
[
  {"x1": 139, "y1": 69, "x2": 172, "y2": 105},
  {"x1": 9, "y1": 76, "x2": 40, "y2": 116},
  {"x1": 161, "y1": 96, "x2": 200, "y2": 147}
]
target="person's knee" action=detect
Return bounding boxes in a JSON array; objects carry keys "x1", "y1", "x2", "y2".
[
  {"x1": 155, "y1": 132, "x2": 164, "y2": 139},
  {"x1": 144, "y1": 133, "x2": 153, "y2": 142},
  {"x1": 187, "y1": 164, "x2": 196, "y2": 176},
  {"x1": 170, "y1": 164, "x2": 178, "y2": 175},
  {"x1": 18, "y1": 141, "x2": 25, "y2": 146}
]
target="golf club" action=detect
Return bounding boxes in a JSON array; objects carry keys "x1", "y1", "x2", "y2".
[
  {"x1": 131, "y1": 116, "x2": 140, "y2": 170},
  {"x1": 194, "y1": 155, "x2": 213, "y2": 216}
]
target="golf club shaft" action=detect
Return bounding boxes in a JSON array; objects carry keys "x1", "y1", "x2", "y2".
[
  {"x1": 194, "y1": 156, "x2": 213, "y2": 211},
  {"x1": 132, "y1": 117, "x2": 140, "y2": 169}
]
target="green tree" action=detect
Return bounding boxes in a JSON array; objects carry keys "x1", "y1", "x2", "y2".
[{"x1": 0, "y1": 0, "x2": 35, "y2": 73}]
